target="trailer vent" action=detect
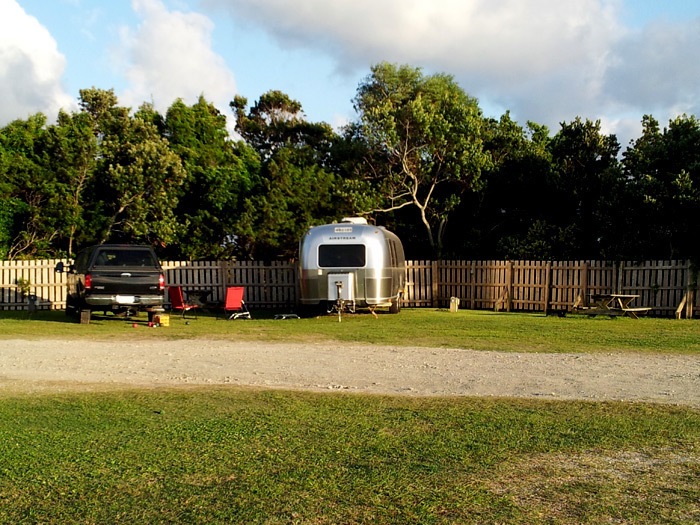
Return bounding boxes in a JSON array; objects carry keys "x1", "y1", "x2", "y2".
[{"x1": 340, "y1": 217, "x2": 368, "y2": 225}]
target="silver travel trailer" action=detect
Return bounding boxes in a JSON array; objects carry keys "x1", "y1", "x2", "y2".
[{"x1": 299, "y1": 218, "x2": 406, "y2": 314}]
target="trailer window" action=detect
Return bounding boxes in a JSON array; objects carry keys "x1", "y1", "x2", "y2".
[
  {"x1": 387, "y1": 240, "x2": 396, "y2": 267},
  {"x1": 318, "y1": 244, "x2": 365, "y2": 268}
]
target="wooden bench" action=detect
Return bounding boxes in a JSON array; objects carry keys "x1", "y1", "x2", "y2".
[
  {"x1": 573, "y1": 307, "x2": 624, "y2": 317},
  {"x1": 620, "y1": 307, "x2": 651, "y2": 319}
]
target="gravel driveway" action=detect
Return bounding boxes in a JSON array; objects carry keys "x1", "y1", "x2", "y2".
[{"x1": 1, "y1": 339, "x2": 699, "y2": 406}]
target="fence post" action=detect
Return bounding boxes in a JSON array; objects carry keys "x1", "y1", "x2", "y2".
[
  {"x1": 431, "y1": 261, "x2": 439, "y2": 308},
  {"x1": 581, "y1": 261, "x2": 589, "y2": 307},
  {"x1": 689, "y1": 290, "x2": 696, "y2": 319},
  {"x1": 219, "y1": 260, "x2": 228, "y2": 297},
  {"x1": 506, "y1": 261, "x2": 513, "y2": 312},
  {"x1": 542, "y1": 261, "x2": 552, "y2": 313},
  {"x1": 688, "y1": 260, "x2": 697, "y2": 319},
  {"x1": 616, "y1": 261, "x2": 625, "y2": 294},
  {"x1": 469, "y1": 262, "x2": 476, "y2": 310},
  {"x1": 294, "y1": 259, "x2": 301, "y2": 306}
]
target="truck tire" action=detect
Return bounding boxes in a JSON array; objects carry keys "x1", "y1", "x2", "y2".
[{"x1": 65, "y1": 297, "x2": 79, "y2": 318}]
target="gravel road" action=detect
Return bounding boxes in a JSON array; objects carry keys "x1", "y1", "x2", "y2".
[{"x1": 1, "y1": 339, "x2": 699, "y2": 406}]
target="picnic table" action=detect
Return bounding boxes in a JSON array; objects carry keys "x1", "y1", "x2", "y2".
[{"x1": 575, "y1": 293, "x2": 651, "y2": 319}]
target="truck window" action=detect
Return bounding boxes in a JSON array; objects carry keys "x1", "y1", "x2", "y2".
[
  {"x1": 74, "y1": 249, "x2": 90, "y2": 272},
  {"x1": 318, "y1": 245, "x2": 365, "y2": 268},
  {"x1": 94, "y1": 249, "x2": 157, "y2": 267}
]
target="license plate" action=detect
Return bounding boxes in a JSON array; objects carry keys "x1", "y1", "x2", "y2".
[{"x1": 116, "y1": 295, "x2": 136, "y2": 304}]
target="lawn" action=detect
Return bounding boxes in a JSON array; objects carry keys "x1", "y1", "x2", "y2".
[
  {"x1": 1, "y1": 308, "x2": 698, "y2": 523},
  {"x1": 1, "y1": 307, "x2": 699, "y2": 354},
  {"x1": 1, "y1": 389, "x2": 698, "y2": 524}
]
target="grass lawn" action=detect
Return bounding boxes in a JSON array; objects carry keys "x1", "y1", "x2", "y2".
[
  {"x1": 1, "y1": 307, "x2": 699, "y2": 354},
  {"x1": 1, "y1": 308, "x2": 698, "y2": 523},
  {"x1": 0, "y1": 388, "x2": 698, "y2": 524}
]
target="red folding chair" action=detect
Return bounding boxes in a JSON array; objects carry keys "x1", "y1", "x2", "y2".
[
  {"x1": 168, "y1": 286, "x2": 198, "y2": 319},
  {"x1": 222, "y1": 286, "x2": 251, "y2": 319}
]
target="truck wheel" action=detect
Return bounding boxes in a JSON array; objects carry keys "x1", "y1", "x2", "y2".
[{"x1": 65, "y1": 297, "x2": 79, "y2": 318}]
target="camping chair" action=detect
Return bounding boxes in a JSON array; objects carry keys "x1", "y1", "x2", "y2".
[
  {"x1": 221, "y1": 286, "x2": 251, "y2": 320},
  {"x1": 168, "y1": 286, "x2": 198, "y2": 319}
]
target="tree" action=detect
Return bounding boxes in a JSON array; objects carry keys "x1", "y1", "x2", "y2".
[
  {"x1": 163, "y1": 96, "x2": 255, "y2": 259},
  {"x1": 550, "y1": 117, "x2": 622, "y2": 258},
  {"x1": 450, "y1": 113, "x2": 569, "y2": 259},
  {"x1": 231, "y1": 90, "x2": 334, "y2": 161},
  {"x1": 0, "y1": 114, "x2": 65, "y2": 259},
  {"x1": 231, "y1": 91, "x2": 341, "y2": 259},
  {"x1": 77, "y1": 89, "x2": 186, "y2": 247},
  {"x1": 236, "y1": 147, "x2": 339, "y2": 259},
  {"x1": 43, "y1": 109, "x2": 98, "y2": 256},
  {"x1": 623, "y1": 114, "x2": 700, "y2": 260},
  {"x1": 349, "y1": 62, "x2": 490, "y2": 256}
]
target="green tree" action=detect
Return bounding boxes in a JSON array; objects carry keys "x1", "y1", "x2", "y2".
[
  {"x1": 78, "y1": 88, "x2": 186, "y2": 247},
  {"x1": 451, "y1": 114, "x2": 570, "y2": 259},
  {"x1": 623, "y1": 114, "x2": 700, "y2": 260},
  {"x1": 43, "y1": 109, "x2": 98, "y2": 256},
  {"x1": 0, "y1": 114, "x2": 65, "y2": 259},
  {"x1": 232, "y1": 91, "x2": 341, "y2": 259},
  {"x1": 550, "y1": 117, "x2": 622, "y2": 258},
  {"x1": 236, "y1": 148, "x2": 338, "y2": 259},
  {"x1": 231, "y1": 90, "x2": 334, "y2": 161},
  {"x1": 350, "y1": 62, "x2": 490, "y2": 256},
  {"x1": 163, "y1": 96, "x2": 256, "y2": 259}
]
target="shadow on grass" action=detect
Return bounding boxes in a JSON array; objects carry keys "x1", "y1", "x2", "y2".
[
  {"x1": 0, "y1": 310, "x2": 78, "y2": 324},
  {"x1": 0, "y1": 307, "x2": 320, "y2": 324},
  {"x1": 0, "y1": 310, "x2": 174, "y2": 325}
]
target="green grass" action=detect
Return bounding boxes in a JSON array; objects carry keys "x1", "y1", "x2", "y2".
[
  {"x1": 1, "y1": 308, "x2": 698, "y2": 522},
  {"x1": 0, "y1": 388, "x2": 698, "y2": 524},
  {"x1": 1, "y1": 307, "x2": 699, "y2": 354}
]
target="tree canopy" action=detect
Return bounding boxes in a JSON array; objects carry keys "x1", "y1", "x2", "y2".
[
  {"x1": 231, "y1": 90, "x2": 343, "y2": 259},
  {"x1": 349, "y1": 63, "x2": 490, "y2": 256},
  {"x1": 1, "y1": 64, "x2": 698, "y2": 262}
]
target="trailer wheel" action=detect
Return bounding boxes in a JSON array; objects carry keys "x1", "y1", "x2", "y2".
[{"x1": 389, "y1": 293, "x2": 402, "y2": 314}]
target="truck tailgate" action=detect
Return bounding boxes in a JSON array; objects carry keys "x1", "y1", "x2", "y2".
[{"x1": 92, "y1": 271, "x2": 162, "y2": 295}]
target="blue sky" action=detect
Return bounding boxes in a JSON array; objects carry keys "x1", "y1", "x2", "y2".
[{"x1": 3, "y1": 0, "x2": 700, "y2": 146}]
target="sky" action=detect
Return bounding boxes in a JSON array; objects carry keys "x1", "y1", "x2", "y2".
[{"x1": 2, "y1": 0, "x2": 700, "y2": 147}]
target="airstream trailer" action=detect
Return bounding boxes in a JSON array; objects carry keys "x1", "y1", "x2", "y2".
[{"x1": 299, "y1": 218, "x2": 406, "y2": 314}]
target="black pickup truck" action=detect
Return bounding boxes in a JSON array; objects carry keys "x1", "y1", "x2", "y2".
[{"x1": 56, "y1": 244, "x2": 165, "y2": 323}]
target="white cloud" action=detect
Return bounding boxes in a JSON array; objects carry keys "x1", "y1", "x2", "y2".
[
  {"x1": 604, "y1": 17, "x2": 700, "y2": 117},
  {"x1": 199, "y1": 0, "x2": 624, "y2": 133},
  {"x1": 0, "y1": 0, "x2": 75, "y2": 125},
  {"x1": 202, "y1": 0, "x2": 620, "y2": 96},
  {"x1": 331, "y1": 113, "x2": 350, "y2": 132},
  {"x1": 201, "y1": 0, "x2": 700, "y2": 145},
  {"x1": 118, "y1": 0, "x2": 237, "y2": 117}
]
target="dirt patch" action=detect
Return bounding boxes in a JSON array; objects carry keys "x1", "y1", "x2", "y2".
[
  {"x1": 486, "y1": 447, "x2": 700, "y2": 522},
  {"x1": 1, "y1": 339, "x2": 699, "y2": 406}
]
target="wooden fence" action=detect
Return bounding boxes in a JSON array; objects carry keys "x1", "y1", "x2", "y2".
[
  {"x1": 421, "y1": 260, "x2": 697, "y2": 318},
  {"x1": 0, "y1": 259, "x2": 299, "y2": 312},
  {"x1": 1, "y1": 259, "x2": 697, "y2": 318}
]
